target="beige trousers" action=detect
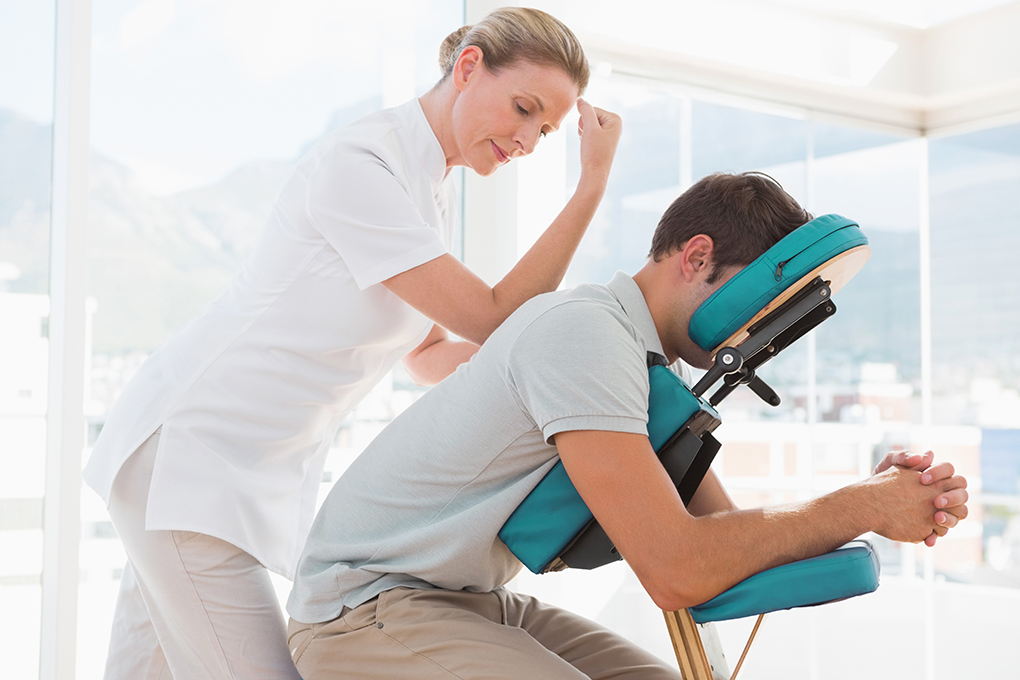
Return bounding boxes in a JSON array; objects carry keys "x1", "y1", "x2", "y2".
[
  {"x1": 288, "y1": 587, "x2": 682, "y2": 680},
  {"x1": 103, "y1": 430, "x2": 301, "y2": 680}
]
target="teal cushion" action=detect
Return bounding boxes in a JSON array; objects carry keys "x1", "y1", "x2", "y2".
[
  {"x1": 689, "y1": 540, "x2": 880, "y2": 624},
  {"x1": 689, "y1": 214, "x2": 867, "y2": 352},
  {"x1": 500, "y1": 365, "x2": 716, "y2": 573}
]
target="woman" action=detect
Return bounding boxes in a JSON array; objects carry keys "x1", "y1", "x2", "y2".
[{"x1": 85, "y1": 7, "x2": 621, "y2": 680}]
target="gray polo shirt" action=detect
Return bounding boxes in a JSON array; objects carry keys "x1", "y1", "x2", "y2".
[{"x1": 287, "y1": 272, "x2": 673, "y2": 624}]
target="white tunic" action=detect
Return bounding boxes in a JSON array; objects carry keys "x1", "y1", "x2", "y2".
[{"x1": 84, "y1": 98, "x2": 456, "y2": 578}]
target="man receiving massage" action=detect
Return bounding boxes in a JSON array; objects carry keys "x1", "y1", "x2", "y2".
[{"x1": 285, "y1": 172, "x2": 969, "y2": 680}]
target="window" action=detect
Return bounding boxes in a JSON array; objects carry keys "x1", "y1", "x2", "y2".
[{"x1": 0, "y1": 3, "x2": 56, "y2": 678}]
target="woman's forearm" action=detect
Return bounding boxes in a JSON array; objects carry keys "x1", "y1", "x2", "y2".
[{"x1": 490, "y1": 179, "x2": 606, "y2": 311}]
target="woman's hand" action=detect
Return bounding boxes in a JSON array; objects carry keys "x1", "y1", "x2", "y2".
[{"x1": 576, "y1": 98, "x2": 622, "y2": 191}]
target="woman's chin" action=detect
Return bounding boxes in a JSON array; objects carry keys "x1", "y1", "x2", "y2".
[{"x1": 473, "y1": 160, "x2": 502, "y2": 177}]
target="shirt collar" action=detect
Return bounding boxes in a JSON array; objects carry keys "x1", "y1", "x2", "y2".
[
  {"x1": 606, "y1": 271, "x2": 666, "y2": 361},
  {"x1": 395, "y1": 98, "x2": 448, "y2": 186}
]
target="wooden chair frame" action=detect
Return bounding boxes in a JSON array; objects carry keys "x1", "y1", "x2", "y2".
[{"x1": 664, "y1": 609, "x2": 765, "y2": 680}]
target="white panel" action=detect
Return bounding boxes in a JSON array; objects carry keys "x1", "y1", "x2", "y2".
[
  {"x1": 463, "y1": 169, "x2": 520, "y2": 285},
  {"x1": 41, "y1": 0, "x2": 91, "y2": 678}
]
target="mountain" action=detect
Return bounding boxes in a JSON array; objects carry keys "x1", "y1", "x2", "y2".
[
  {"x1": 87, "y1": 152, "x2": 294, "y2": 352},
  {"x1": 0, "y1": 108, "x2": 294, "y2": 353}
]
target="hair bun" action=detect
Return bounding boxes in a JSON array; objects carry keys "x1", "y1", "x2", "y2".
[{"x1": 439, "y1": 25, "x2": 472, "y2": 74}]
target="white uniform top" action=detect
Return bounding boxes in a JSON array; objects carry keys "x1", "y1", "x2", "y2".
[{"x1": 84, "y1": 98, "x2": 457, "y2": 578}]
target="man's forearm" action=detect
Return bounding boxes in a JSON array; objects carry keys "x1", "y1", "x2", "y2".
[
  {"x1": 685, "y1": 469, "x2": 737, "y2": 517},
  {"x1": 555, "y1": 429, "x2": 952, "y2": 613},
  {"x1": 666, "y1": 483, "x2": 873, "y2": 608}
]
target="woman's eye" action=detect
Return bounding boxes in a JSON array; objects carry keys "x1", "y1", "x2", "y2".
[{"x1": 516, "y1": 104, "x2": 529, "y2": 115}]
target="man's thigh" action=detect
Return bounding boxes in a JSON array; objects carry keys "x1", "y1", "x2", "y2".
[
  {"x1": 501, "y1": 589, "x2": 682, "y2": 680},
  {"x1": 289, "y1": 587, "x2": 681, "y2": 680}
]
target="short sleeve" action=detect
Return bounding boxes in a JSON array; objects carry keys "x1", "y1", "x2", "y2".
[
  {"x1": 507, "y1": 301, "x2": 650, "y2": 444},
  {"x1": 305, "y1": 139, "x2": 448, "y2": 290}
]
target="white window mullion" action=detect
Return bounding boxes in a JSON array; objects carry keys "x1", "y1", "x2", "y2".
[{"x1": 41, "y1": 1, "x2": 91, "y2": 679}]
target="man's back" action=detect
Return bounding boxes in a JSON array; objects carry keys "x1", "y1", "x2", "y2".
[{"x1": 287, "y1": 273, "x2": 665, "y2": 624}]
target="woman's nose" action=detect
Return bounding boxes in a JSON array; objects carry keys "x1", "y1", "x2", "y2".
[{"x1": 513, "y1": 124, "x2": 541, "y2": 156}]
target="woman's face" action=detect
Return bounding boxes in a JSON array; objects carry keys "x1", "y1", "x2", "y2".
[{"x1": 448, "y1": 50, "x2": 579, "y2": 176}]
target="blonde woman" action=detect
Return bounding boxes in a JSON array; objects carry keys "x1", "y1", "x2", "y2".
[{"x1": 85, "y1": 7, "x2": 621, "y2": 680}]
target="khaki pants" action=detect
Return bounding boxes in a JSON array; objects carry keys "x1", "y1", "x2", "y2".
[
  {"x1": 104, "y1": 430, "x2": 301, "y2": 680},
  {"x1": 288, "y1": 587, "x2": 682, "y2": 679}
]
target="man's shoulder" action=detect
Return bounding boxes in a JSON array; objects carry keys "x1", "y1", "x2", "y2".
[
  {"x1": 518, "y1": 282, "x2": 630, "y2": 327},
  {"x1": 498, "y1": 283, "x2": 644, "y2": 365}
]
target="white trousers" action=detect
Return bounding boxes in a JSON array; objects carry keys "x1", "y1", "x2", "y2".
[{"x1": 103, "y1": 430, "x2": 301, "y2": 680}]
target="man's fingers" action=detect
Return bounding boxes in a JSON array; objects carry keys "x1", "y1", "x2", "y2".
[
  {"x1": 935, "y1": 510, "x2": 959, "y2": 529},
  {"x1": 920, "y1": 461, "x2": 957, "y2": 484},
  {"x1": 935, "y1": 487, "x2": 969, "y2": 512},
  {"x1": 874, "y1": 449, "x2": 932, "y2": 474}
]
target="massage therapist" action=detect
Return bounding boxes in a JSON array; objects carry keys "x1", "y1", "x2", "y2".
[{"x1": 84, "y1": 7, "x2": 621, "y2": 680}]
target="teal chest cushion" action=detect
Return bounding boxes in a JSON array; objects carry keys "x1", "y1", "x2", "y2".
[
  {"x1": 689, "y1": 540, "x2": 880, "y2": 624},
  {"x1": 689, "y1": 214, "x2": 867, "y2": 352},
  {"x1": 499, "y1": 364, "x2": 717, "y2": 574}
]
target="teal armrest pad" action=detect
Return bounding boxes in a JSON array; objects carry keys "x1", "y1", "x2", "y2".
[
  {"x1": 689, "y1": 540, "x2": 880, "y2": 624},
  {"x1": 500, "y1": 365, "x2": 714, "y2": 573},
  {"x1": 689, "y1": 214, "x2": 867, "y2": 352}
]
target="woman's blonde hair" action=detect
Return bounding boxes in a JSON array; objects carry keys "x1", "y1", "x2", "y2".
[{"x1": 438, "y1": 7, "x2": 589, "y2": 94}]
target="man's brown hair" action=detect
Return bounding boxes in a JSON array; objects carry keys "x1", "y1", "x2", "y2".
[{"x1": 650, "y1": 172, "x2": 812, "y2": 283}]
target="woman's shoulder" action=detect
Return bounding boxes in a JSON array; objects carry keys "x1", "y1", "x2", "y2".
[
  {"x1": 317, "y1": 100, "x2": 422, "y2": 151},
  {"x1": 298, "y1": 101, "x2": 423, "y2": 176}
]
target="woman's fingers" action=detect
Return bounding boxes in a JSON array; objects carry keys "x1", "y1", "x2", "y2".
[
  {"x1": 576, "y1": 98, "x2": 621, "y2": 135},
  {"x1": 574, "y1": 98, "x2": 622, "y2": 183}
]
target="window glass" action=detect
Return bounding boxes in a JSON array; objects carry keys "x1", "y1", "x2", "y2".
[
  {"x1": 929, "y1": 124, "x2": 1020, "y2": 428},
  {"x1": 0, "y1": 3, "x2": 56, "y2": 678},
  {"x1": 812, "y1": 130, "x2": 922, "y2": 425},
  {"x1": 929, "y1": 123, "x2": 1020, "y2": 635},
  {"x1": 563, "y1": 77, "x2": 682, "y2": 287},
  {"x1": 80, "y1": 2, "x2": 462, "y2": 677},
  {"x1": 691, "y1": 100, "x2": 808, "y2": 183}
]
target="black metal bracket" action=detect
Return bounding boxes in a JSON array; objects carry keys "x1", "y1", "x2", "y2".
[{"x1": 693, "y1": 277, "x2": 836, "y2": 408}]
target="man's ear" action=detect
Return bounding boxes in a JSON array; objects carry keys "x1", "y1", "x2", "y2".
[
  {"x1": 678, "y1": 234, "x2": 715, "y2": 283},
  {"x1": 452, "y1": 45, "x2": 484, "y2": 92}
]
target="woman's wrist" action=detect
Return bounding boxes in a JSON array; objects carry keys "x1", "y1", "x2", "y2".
[{"x1": 573, "y1": 171, "x2": 610, "y2": 201}]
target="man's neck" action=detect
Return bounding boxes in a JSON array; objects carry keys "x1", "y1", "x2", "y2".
[{"x1": 632, "y1": 263, "x2": 679, "y2": 365}]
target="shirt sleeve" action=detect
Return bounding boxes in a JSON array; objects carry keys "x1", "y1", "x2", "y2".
[
  {"x1": 506, "y1": 301, "x2": 650, "y2": 444},
  {"x1": 305, "y1": 138, "x2": 447, "y2": 290}
]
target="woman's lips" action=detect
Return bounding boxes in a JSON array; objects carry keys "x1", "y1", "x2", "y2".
[{"x1": 491, "y1": 141, "x2": 510, "y2": 164}]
